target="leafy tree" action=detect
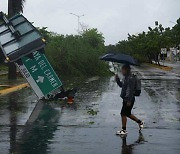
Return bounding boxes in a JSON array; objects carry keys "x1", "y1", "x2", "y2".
[
  {"x1": 110, "y1": 18, "x2": 180, "y2": 64},
  {"x1": 106, "y1": 44, "x2": 117, "y2": 53},
  {"x1": 41, "y1": 28, "x2": 109, "y2": 77},
  {"x1": 172, "y1": 18, "x2": 180, "y2": 47},
  {"x1": 8, "y1": 0, "x2": 26, "y2": 16}
]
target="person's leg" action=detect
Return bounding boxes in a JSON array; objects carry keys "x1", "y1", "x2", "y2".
[
  {"x1": 121, "y1": 102, "x2": 128, "y2": 130},
  {"x1": 125, "y1": 100, "x2": 144, "y2": 131},
  {"x1": 128, "y1": 114, "x2": 144, "y2": 131},
  {"x1": 128, "y1": 114, "x2": 142, "y2": 124},
  {"x1": 117, "y1": 104, "x2": 128, "y2": 135},
  {"x1": 121, "y1": 115, "x2": 127, "y2": 130},
  {"x1": 116, "y1": 114, "x2": 128, "y2": 135},
  {"x1": 126, "y1": 101, "x2": 143, "y2": 125}
]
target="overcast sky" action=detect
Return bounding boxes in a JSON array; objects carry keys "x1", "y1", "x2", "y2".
[{"x1": 1, "y1": 0, "x2": 180, "y2": 45}]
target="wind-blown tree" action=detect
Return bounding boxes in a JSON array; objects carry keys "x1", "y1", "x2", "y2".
[
  {"x1": 145, "y1": 24, "x2": 177, "y2": 64},
  {"x1": 8, "y1": 0, "x2": 26, "y2": 79},
  {"x1": 172, "y1": 18, "x2": 180, "y2": 48},
  {"x1": 8, "y1": 0, "x2": 25, "y2": 17},
  {"x1": 112, "y1": 19, "x2": 180, "y2": 64},
  {"x1": 42, "y1": 28, "x2": 108, "y2": 77}
]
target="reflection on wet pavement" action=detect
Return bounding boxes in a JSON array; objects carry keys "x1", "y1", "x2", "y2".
[{"x1": 0, "y1": 65, "x2": 180, "y2": 154}]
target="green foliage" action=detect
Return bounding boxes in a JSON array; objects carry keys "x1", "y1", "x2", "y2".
[
  {"x1": 9, "y1": 0, "x2": 26, "y2": 14},
  {"x1": 172, "y1": 18, "x2": 180, "y2": 47},
  {"x1": 40, "y1": 28, "x2": 109, "y2": 77},
  {"x1": 109, "y1": 18, "x2": 180, "y2": 64},
  {"x1": 87, "y1": 109, "x2": 98, "y2": 115}
]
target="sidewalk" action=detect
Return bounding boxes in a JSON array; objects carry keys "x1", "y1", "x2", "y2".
[{"x1": 160, "y1": 61, "x2": 180, "y2": 75}]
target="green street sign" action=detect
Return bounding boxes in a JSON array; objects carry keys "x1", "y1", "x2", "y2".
[{"x1": 17, "y1": 51, "x2": 62, "y2": 98}]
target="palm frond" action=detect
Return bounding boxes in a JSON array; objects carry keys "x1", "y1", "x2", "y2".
[{"x1": 12, "y1": 0, "x2": 26, "y2": 13}]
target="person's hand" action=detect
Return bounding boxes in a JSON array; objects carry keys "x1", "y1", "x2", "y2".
[
  {"x1": 127, "y1": 101, "x2": 132, "y2": 107},
  {"x1": 115, "y1": 74, "x2": 119, "y2": 81}
]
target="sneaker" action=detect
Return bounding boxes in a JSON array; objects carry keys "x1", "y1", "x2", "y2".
[
  {"x1": 139, "y1": 121, "x2": 144, "y2": 132},
  {"x1": 116, "y1": 129, "x2": 128, "y2": 135}
]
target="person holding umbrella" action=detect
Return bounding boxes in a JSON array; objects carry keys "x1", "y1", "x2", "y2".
[
  {"x1": 100, "y1": 53, "x2": 144, "y2": 135},
  {"x1": 115, "y1": 64, "x2": 144, "y2": 135}
]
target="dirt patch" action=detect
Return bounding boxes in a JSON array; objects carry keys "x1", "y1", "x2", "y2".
[{"x1": 147, "y1": 63, "x2": 173, "y2": 71}]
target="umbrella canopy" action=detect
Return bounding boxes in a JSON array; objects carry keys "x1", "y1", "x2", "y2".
[
  {"x1": 100, "y1": 53, "x2": 115, "y2": 61},
  {"x1": 100, "y1": 53, "x2": 138, "y2": 66}
]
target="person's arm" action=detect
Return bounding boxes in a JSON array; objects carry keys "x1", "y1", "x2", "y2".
[
  {"x1": 125, "y1": 76, "x2": 135, "y2": 105},
  {"x1": 115, "y1": 75, "x2": 122, "y2": 87}
]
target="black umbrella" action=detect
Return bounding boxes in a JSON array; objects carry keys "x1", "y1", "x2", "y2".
[
  {"x1": 100, "y1": 53, "x2": 138, "y2": 66},
  {"x1": 100, "y1": 53, "x2": 115, "y2": 61}
]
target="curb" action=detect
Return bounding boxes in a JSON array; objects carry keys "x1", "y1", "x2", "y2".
[
  {"x1": 0, "y1": 83, "x2": 29, "y2": 96},
  {"x1": 146, "y1": 63, "x2": 173, "y2": 71}
]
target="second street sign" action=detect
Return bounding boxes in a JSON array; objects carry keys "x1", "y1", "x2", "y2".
[{"x1": 17, "y1": 51, "x2": 62, "y2": 99}]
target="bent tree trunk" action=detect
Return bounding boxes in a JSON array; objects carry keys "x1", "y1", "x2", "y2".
[
  {"x1": 156, "y1": 53, "x2": 160, "y2": 66},
  {"x1": 147, "y1": 55, "x2": 152, "y2": 64},
  {"x1": 8, "y1": 0, "x2": 17, "y2": 79}
]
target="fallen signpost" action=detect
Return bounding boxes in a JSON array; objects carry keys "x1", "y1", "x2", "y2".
[
  {"x1": 0, "y1": 12, "x2": 63, "y2": 99},
  {"x1": 16, "y1": 51, "x2": 62, "y2": 99}
]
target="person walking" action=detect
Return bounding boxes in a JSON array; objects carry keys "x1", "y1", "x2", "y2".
[{"x1": 115, "y1": 64, "x2": 144, "y2": 135}]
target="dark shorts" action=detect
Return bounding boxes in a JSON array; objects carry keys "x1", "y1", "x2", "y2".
[{"x1": 121, "y1": 99, "x2": 135, "y2": 116}]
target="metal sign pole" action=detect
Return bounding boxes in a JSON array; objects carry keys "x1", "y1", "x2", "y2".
[
  {"x1": 0, "y1": 12, "x2": 63, "y2": 99},
  {"x1": 16, "y1": 51, "x2": 63, "y2": 99}
]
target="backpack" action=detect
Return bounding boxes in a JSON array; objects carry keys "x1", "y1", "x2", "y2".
[{"x1": 133, "y1": 74, "x2": 141, "y2": 96}]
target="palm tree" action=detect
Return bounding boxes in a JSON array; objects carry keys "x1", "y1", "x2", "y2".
[
  {"x1": 8, "y1": 0, "x2": 26, "y2": 17},
  {"x1": 8, "y1": 2, "x2": 26, "y2": 153},
  {"x1": 8, "y1": 0, "x2": 26, "y2": 79}
]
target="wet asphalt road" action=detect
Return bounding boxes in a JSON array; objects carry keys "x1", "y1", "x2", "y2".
[{"x1": 0, "y1": 64, "x2": 180, "y2": 154}]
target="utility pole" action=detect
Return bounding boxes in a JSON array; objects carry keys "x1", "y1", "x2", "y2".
[
  {"x1": 8, "y1": 0, "x2": 17, "y2": 79},
  {"x1": 70, "y1": 13, "x2": 84, "y2": 34}
]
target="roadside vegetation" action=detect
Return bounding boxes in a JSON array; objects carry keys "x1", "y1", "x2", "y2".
[
  {"x1": 39, "y1": 28, "x2": 110, "y2": 77},
  {"x1": 107, "y1": 18, "x2": 180, "y2": 64},
  {"x1": 1, "y1": 17, "x2": 180, "y2": 78}
]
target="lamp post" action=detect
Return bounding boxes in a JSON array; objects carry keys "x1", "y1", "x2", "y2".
[{"x1": 70, "y1": 13, "x2": 84, "y2": 34}]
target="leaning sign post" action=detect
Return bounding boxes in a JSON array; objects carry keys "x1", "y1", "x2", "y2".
[
  {"x1": 0, "y1": 12, "x2": 63, "y2": 99},
  {"x1": 16, "y1": 51, "x2": 62, "y2": 99},
  {"x1": 0, "y1": 12, "x2": 46, "y2": 62},
  {"x1": 161, "y1": 48, "x2": 167, "y2": 66}
]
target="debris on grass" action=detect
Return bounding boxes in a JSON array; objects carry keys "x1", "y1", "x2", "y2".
[
  {"x1": 87, "y1": 109, "x2": 98, "y2": 115},
  {"x1": 89, "y1": 121, "x2": 95, "y2": 125},
  {"x1": 147, "y1": 63, "x2": 173, "y2": 71}
]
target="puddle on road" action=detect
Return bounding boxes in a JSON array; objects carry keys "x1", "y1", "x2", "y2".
[
  {"x1": 0, "y1": 74, "x2": 180, "y2": 154},
  {"x1": 0, "y1": 77, "x2": 110, "y2": 153}
]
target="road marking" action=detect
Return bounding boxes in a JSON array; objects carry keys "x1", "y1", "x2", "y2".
[{"x1": 0, "y1": 83, "x2": 29, "y2": 96}]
